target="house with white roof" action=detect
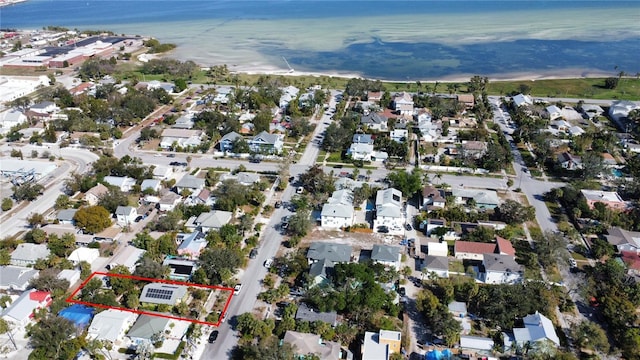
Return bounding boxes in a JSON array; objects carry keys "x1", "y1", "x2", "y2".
[
  {"x1": 283, "y1": 330, "x2": 347, "y2": 360},
  {"x1": 57, "y1": 269, "x2": 81, "y2": 286},
  {"x1": 68, "y1": 247, "x2": 100, "y2": 266},
  {"x1": 608, "y1": 100, "x2": 640, "y2": 124},
  {"x1": 512, "y1": 93, "x2": 533, "y2": 107},
  {"x1": 248, "y1": 131, "x2": 283, "y2": 154},
  {"x1": 221, "y1": 172, "x2": 261, "y2": 186},
  {"x1": 390, "y1": 129, "x2": 408, "y2": 143},
  {"x1": 546, "y1": 105, "x2": 562, "y2": 120},
  {"x1": 139, "y1": 283, "x2": 187, "y2": 306},
  {"x1": 581, "y1": 104, "x2": 604, "y2": 119},
  {"x1": 321, "y1": 189, "x2": 355, "y2": 229},
  {"x1": 393, "y1": 92, "x2": 414, "y2": 116},
  {"x1": 504, "y1": 311, "x2": 560, "y2": 350},
  {"x1": 103, "y1": 176, "x2": 136, "y2": 192},
  {"x1": 115, "y1": 206, "x2": 137, "y2": 226},
  {"x1": 371, "y1": 244, "x2": 401, "y2": 270},
  {"x1": 140, "y1": 179, "x2": 161, "y2": 192},
  {"x1": 152, "y1": 165, "x2": 173, "y2": 180},
  {"x1": 0, "y1": 266, "x2": 39, "y2": 291},
  {"x1": 1, "y1": 290, "x2": 52, "y2": 327},
  {"x1": 568, "y1": 126, "x2": 586, "y2": 137},
  {"x1": 373, "y1": 188, "x2": 404, "y2": 234},
  {"x1": 159, "y1": 129, "x2": 203, "y2": 149},
  {"x1": 347, "y1": 143, "x2": 374, "y2": 161},
  {"x1": 0, "y1": 110, "x2": 28, "y2": 134},
  {"x1": 279, "y1": 85, "x2": 300, "y2": 108},
  {"x1": 87, "y1": 309, "x2": 138, "y2": 344},
  {"x1": 30, "y1": 101, "x2": 59, "y2": 116},
  {"x1": 10, "y1": 243, "x2": 50, "y2": 266},
  {"x1": 551, "y1": 120, "x2": 571, "y2": 132},
  {"x1": 172, "y1": 114, "x2": 194, "y2": 129},
  {"x1": 175, "y1": 175, "x2": 205, "y2": 194},
  {"x1": 362, "y1": 330, "x2": 402, "y2": 360},
  {"x1": 460, "y1": 335, "x2": 494, "y2": 352}
]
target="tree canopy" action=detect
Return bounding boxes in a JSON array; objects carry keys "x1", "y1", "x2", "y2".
[{"x1": 74, "y1": 205, "x2": 112, "y2": 234}]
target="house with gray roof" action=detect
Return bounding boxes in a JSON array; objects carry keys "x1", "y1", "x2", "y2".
[
  {"x1": 480, "y1": 253, "x2": 523, "y2": 284},
  {"x1": 188, "y1": 210, "x2": 233, "y2": 233},
  {"x1": 605, "y1": 227, "x2": 640, "y2": 253},
  {"x1": 221, "y1": 172, "x2": 261, "y2": 186},
  {"x1": 218, "y1": 131, "x2": 243, "y2": 152},
  {"x1": 360, "y1": 112, "x2": 388, "y2": 131},
  {"x1": 0, "y1": 266, "x2": 39, "y2": 291},
  {"x1": 248, "y1": 130, "x2": 283, "y2": 154},
  {"x1": 423, "y1": 255, "x2": 449, "y2": 278},
  {"x1": 159, "y1": 192, "x2": 182, "y2": 212},
  {"x1": 127, "y1": 313, "x2": 171, "y2": 342},
  {"x1": 176, "y1": 231, "x2": 207, "y2": 259},
  {"x1": 451, "y1": 188, "x2": 500, "y2": 210},
  {"x1": 163, "y1": 257, "x2": 197, "y2": 281},
  {"x1": 175, "y1": 175, "x2": 205, "y2": 194},
  {"x1": 56, "y1": 209, "x2": 78, "y2": 225},
  {"x1": 115, "y1": 206, "x2": 137, "y2": 226},
  {"x1": 321, "y1": 189, "x2": 355, "y2": 229},
  {"x1": 373, "y1": 188, "x2": 404, "y2": 234},
  {"x1": 1, "y1": 289, "x2": 52, "y2": 327},
  {"x1": 10, "y1": 243, "x2": 50, "y2": 266},
  {"x1": 371, "y1": 245, "x2": 401, "y2": 270},
  {"x1": 352, "y1": 133, "x2": 374, "y2": 145},
  {"x1": 309, "y1": 258, "x2": 334, "y2": 287},
  {"x1": 139, "y1": 283, "x2": 187, "y2": 306},
  {"x1": 295, "y1": 303, "x2": 338, "y2": 327},
  {"x1": 307, "y1": 242, "x2": 352, "y2": 264},
  {"x1": 504, "y1": 311, "x2": 560, "y2": 351}
]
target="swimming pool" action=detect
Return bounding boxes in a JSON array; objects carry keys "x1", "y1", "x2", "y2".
[{"x1": 612, "y1": 169, "x2": 623, "y2": 178}]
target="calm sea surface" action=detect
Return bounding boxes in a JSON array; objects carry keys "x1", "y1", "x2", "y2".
[{"x1": 2, "y1": 1, "x2": 640, "y2": 80}]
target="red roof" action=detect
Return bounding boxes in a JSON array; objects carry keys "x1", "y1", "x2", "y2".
[
  {"x1": 454, "y1": 241, "x2": 496, "y2": 255},
  {"x1": 29, "y1": 291, "x2": 51, "y2": 302},
  {"x1": 496, "y1": 236, "x2": 516, "y2": 256},
  {"x1": 621, "y1": 251, "x2": 640, "y2": 271}
]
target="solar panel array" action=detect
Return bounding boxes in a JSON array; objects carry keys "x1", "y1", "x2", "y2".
[{"x1": 145, "y1": 288, "x2": 173, "y2": 301}]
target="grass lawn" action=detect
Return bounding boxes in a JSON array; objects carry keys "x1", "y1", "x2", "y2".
[
  {"x1": 486, "y1": 78, "x2": 640, "y2": 101},
  {"x1": 326, "y1": 152, "x2": 342, "y2": 163},
  {"x1": 448, "y1": 259, "x2": 465, "y2": 273}
]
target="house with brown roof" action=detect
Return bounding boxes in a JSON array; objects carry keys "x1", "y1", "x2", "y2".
[
  {"x1": 457, "y1": 94, "x2": 475, "y2": 108},
  {"x1": 454, "y1": 236, "x2": 515, "y2": 261},
  {"x1": 421, "y1": 186, "x2": 446, "y2": 211},
  {"x1": 367, "y1": 91, "x2": 383, "y2": 102}
]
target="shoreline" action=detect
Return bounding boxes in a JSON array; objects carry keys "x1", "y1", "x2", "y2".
[{"x1": 198, "y1": 60, "x2": 616, "y2": 84}]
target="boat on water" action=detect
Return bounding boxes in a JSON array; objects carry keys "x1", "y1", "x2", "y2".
[{"x1": 0, "y1": 0, "x2": 27, "y2": 8}]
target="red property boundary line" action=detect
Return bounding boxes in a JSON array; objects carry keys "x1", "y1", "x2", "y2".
[{"x1": 66, "y1": 272, "x2": 234, "y2": 327}]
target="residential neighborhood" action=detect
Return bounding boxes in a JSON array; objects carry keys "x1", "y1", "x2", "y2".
[{"x1": 0, "y1": 28, "x2": 639, "y2": 360}]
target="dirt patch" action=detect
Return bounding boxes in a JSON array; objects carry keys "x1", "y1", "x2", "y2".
[
  {"x1": 141, "y1": 138, "x2": 160, "y2": 150},
  {"x1": 300, "y1": 228, "x2": 403, "y2": 252}
]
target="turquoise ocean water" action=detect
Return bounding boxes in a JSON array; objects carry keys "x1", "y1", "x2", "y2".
[{"x1": 1, "y1": 1, "x2": 639, "y2": 80}]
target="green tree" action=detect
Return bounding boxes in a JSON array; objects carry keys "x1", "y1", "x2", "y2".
[
  {"x1": 573, "y1": 321, "x2": 609, "y2": 353},
  {"x1": 54, "y1": 194, "x2": 71, "y2": 209},
  {"x1": 581, "y1": 152, "x2": 605, "y2": 180},
  {"x1": 134, "y1": 255, "x2": 169, "y2": 279},
  {"x1": 287, "y1": 210, "x2": 311, "y2": 238},
  {"x1": 12, "y1": 182, "x2": 44, "y2": 201},
  {"x1": 27, "y1": 315, "x2": 76, "y2": 359},
  {"x1": 24, "y1": 228, "x2": 47, "y2": 244},
  {"x1": 198, "y1": 247, "x2": 242, "y2": 284},
  {"x1": 1, "y1": 198, "x2": 12, "y2": 211},
  {"x1": 98, "y1": 187, "x2": 129, "y2": 213},
  {"x1": 387, "y1": 168, "x2": 423, "y2": 197},
  {"x1": 29, "y1": 269, "x2": 70, "y2": 293},
  {"x1": 74, "y1": 205, "x2": 112, "y2": 234},
  {"x1": 108, "y1": 265, "x2": 135, "y2": 296},
  {"x1": 495, "y1": 199, "x2": 535, "y2": 225},
  {"x1": 47, "y1": 233, "x2": 76, "y2": 257}
]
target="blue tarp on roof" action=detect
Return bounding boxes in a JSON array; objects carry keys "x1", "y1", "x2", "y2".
[
  {"x1": 425, "y1": 349, "x2": 452, "y2": 360},
  {"x1": 59, "y1": 304, "x2": 94, "y2": 328}
]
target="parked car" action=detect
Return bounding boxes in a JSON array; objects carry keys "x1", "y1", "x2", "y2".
[
  {"x1": 249, "y1": 157, "x2": 261, "y2": 163},
  {"x1": 167, "y1": 154, "x2": 176, "y2": 158},
  {"x1": 405, "y1": 223, "x2": 412, "y2": 231},
  {"x1": 398, "y1": 287, "x2": 406, "y2": 296},
  {"x1": 264, "y1": 258, "x2": 274, "y2": 268},
  {"x1": 569, "y1": 258, "x2": 577, "y2": 268},
  {"x1": 249, "y1": 248, "x2": 258, "y2": 259},
  {"x1": 208, "y1": 330, "x2": 219, "y2": 343},
  {"x1": 275, "y1": 201, "x2": 282, "y2": 208},
  {"x1": 296, "y1": 186, "x2": 304, "y2": 194},
  {"x1": 234, "y1": 284, "x2": 243, "y2": 294},
  {"x1": 377, "y1": 226, "x2": 389, "y2": 233}
]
